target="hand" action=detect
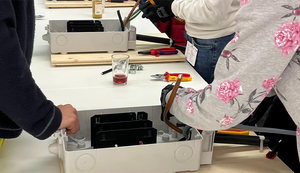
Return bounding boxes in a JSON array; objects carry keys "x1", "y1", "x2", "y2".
[
  {"x1": 140, "y1": 0, "x2": 174, "y2": 23},
  {"x1": 160, "y1": 84, "x2": 182, "y2": 121},
  {"x1": 57, "y1": 104, "x2": 80, "y2": 134}
]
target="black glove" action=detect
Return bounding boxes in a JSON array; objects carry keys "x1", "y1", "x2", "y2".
[
  {"x1": 140, "y1": 0, "x2": 174, "y2": 23},
  {"x1": 160, "y1": 84, "x2": 182, "y2": 121}
]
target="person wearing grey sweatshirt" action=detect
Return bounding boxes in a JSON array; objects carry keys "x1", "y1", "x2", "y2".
[{"x1": 162, "y1": 0, "x2": 300, "y2": 165}]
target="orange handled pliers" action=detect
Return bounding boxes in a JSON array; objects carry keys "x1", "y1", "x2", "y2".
[{"x1": 151, "y1": 72, "x2": 192, "y2": 82}]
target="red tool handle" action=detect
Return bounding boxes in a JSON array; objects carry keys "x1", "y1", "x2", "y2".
[
  {"x1": 164, "y1": 72, "x2": 190, "y2": 77},
  {"x1": 150, "y1": 47, "x2": 177, "y2": 56},
  {"x1": 151, "y1": 47, "x2": 176, "y2": 51}
]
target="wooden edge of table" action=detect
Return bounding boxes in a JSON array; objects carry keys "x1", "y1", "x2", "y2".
[
  {"x1": 51, "y1": 59, "x2": 186, "y2": 67},
  {"x1": 50, "y1": 51, "x2": 186, "y2": 66},
  {"x1": 45, "y1": 1, "x2": 136, "y2": 8}
]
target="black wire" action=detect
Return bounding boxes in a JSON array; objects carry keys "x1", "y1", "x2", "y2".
[
  {"x1": 173, "y1": 45, "x2": 186, "y2": 51},
  {"x1": 130, "y1": 8, "x2": 140, "y2": 18},
  {"x1": 117, "y1": 10, "x2": 124, "y2": 31}
]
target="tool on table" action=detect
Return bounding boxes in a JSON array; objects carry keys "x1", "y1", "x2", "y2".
[
  {"x1": 136, "y1": 34, "x2": 186, "y2": 51},
  {"x1": 138, "y1": 47, "x2": 178, "y2": 57},
  {"x1": 129, "y1": 64, "x2": 143, "y2": 74},
  {"x1": 266, "y1": 139, "x2": 282, "y2": 160},
  {"x1": 151, "y1": 72, "x2": 192, "y2": 82},
  {"x1": 35, "y1": 15, "x2": 45, "y2": 20},
  {"x1": 101, "y1": 68, "x2": 112, "y2": 75}
]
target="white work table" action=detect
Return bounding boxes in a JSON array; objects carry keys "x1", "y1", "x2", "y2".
[
  {"x1": 0, "y1": 1, "x2": 294, "y2": 173},
  {"x1": 31, "y1": 1, "x2": 203, "y2": 111}
]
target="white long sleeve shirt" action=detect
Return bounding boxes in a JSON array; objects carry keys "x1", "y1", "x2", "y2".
[
  {"x1": 171, "y1": 0, "x2": 240, "y2": 39},
  {"x1": 167, "y1": 0, "x2": 300, "y2": 161}
]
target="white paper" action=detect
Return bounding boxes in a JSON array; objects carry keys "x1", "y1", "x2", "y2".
[{"x1": 185, "y1": 41, "x2": 198, "y2": 66}]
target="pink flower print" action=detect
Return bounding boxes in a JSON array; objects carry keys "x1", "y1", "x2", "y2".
[
  {"x1": 293, "y1": 9, "x2": 300, "y2": 16},
  {"x1": 262, "y1": 76, "x2": 279, "y2": 98},
  {"x1": 281, "y1": 5, "x2": 300, "y2": 21},
  {"x1": 262, "y1": 77, "x2": 278, "y2": 89},
  {"x1": 198, "y1": 89, "x2": 203, "y2": 93},
  {"x1": 231, "y1": 34, "x2": 240, "y2": 43},
  {"x1": 187, "y1": 88, "x2": 196, "y2": 94},
  {"x1": 297, "y1": 127, "x2": 300, "y2": 137},
  {"x1": 186, "y1": 98, "x2": 194, "y2": 114},
  {"x1": 221, "y1": 49, "x2": 240, "y2": 70},
  {"x1": 216, "y1": 79, "x2": 243, "y2": 104},
  {"x1": 274, "y1": 21, "x2": 300, "y2": 57},
  {"x1": 220, "y1": 116, "x2": 235, "y2": 127},
  {"x1": 222, "y1": 50, "x2": 232, "y2": 58},
  {"x1": 175, "y1": 95, "x2": 179, "y2": 104},
  {"x1": 240, "y1": 0, "x2": 249, "y2": 7}
]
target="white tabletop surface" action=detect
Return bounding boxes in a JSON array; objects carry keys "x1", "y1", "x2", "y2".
[
  {"x1": 0, "y1": 1, "x2": 293, "y2": 173},
  {"x1": 32, "y1": 0, "x2": 205, "y2": 111}
]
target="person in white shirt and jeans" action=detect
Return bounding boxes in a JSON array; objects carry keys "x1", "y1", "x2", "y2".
[{"x1": 141, "y1": 0, "x2": 240, "y2": 83}]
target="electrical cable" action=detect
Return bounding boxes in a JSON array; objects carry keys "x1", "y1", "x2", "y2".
[
  {"x1": 136, "y1": 34, "x2": 186, "y2": 51},
  {"x1": 136, "y1": 34, "x2": 173, "y2": 45},
  {"x1": 234, "y1": 124, "x2": 296, "y2": 136},
  {"x1": 129, "y1": 10, "x2": 141, "y2": 21},
  {"x1": 187, "y1": 130, "x2": 192, "y2": 141},
  {"x1": 117, "y1": 10, "x2": 125, "y2": 31},
  {"x1": 130, "y1": 8, "x2": 140, "y2": 18},
  {"x1": 163, "y1": 75, "x2": 183, "y2": 134},
  {"x1": 214, "y1": 134, "x2": 270, "y2": 147},
  {"x1": 123, "y1": 0, "x2": 141, "y2": 27},
  {"x1": 183, "y1": 125, "x2": 192, "y2": 139}
]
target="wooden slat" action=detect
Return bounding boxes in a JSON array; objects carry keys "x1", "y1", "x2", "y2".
[
  {"x1": 50, "y1": 33, "x2": 186, "y2": 66},
  {"x1": 45, "y1": 0, "x2": 136, "y2": 8}
]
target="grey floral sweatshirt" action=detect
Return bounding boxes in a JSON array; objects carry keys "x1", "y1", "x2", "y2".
[{"x1": 167, "y1": 0, "x2": 300, "y2": 161}]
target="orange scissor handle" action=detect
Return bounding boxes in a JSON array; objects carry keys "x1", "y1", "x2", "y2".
[{"x1": 164, "y1": 72, "x2": 190, "y2": 77}]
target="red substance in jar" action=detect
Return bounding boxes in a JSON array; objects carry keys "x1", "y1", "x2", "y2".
[{"x1": 113, "y1": 74, "x2": 127, "y2": 84}]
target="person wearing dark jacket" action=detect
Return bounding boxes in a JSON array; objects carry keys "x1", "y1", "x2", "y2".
[{"x1": 0, "y1": 0, "x2": 80, "y2": 142}]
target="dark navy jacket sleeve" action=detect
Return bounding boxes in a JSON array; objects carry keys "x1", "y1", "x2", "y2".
[{"x1": 0, "y1": 0, "x2": 62, "y2": 139}]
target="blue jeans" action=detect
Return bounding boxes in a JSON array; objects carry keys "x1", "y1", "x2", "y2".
[{"x1": 185, "y1": 32, "x2": 235, "y2": 84}]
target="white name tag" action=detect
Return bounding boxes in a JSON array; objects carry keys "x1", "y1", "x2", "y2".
[{"x1": 185, "y1": 41, "x2": 198, "y2": 66}]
